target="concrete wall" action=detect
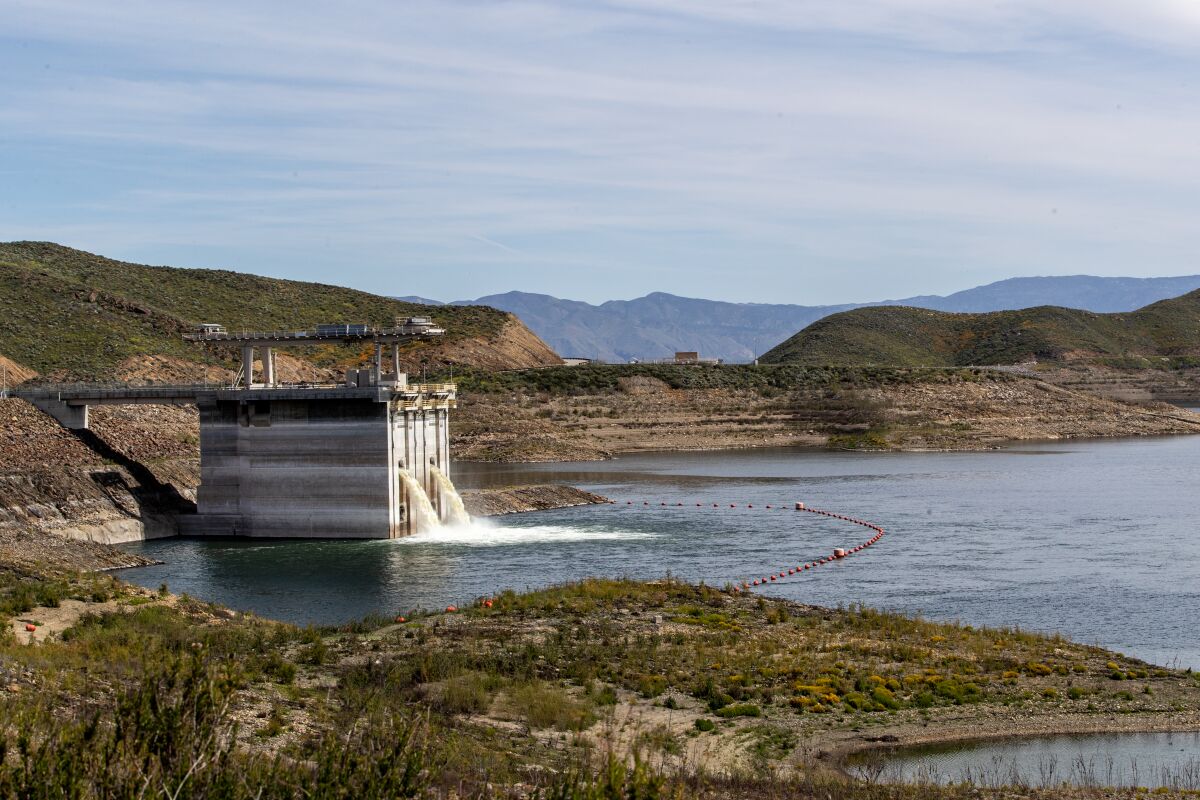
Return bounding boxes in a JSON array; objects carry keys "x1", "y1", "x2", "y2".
[{"x1": 190, "y1": 388, "x2": 452, "y2": 538}]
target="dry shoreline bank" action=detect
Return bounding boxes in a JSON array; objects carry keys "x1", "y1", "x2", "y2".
[{"x1": 453, "y1": 369, "x2": 1200, "y2": 462}]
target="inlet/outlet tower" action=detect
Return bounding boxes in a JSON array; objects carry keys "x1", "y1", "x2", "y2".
[{"x1": 181, "y1": 318, "x2": 457, "y2": 537}]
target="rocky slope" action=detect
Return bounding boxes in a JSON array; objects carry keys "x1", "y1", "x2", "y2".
[
  {"x1": 462, "y1": 485, "x2": 609, "y2": 516},
  {"x1": 452, "y1": 366, "x2": 1200, "y2": 460},
  {"x1": 0, "y1": 399, "x2": 197, "y2": 559}
]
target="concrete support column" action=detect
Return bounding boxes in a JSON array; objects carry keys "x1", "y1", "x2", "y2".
[
  {"x1": 263, "y1": 346, "x2": 275, "y2": 387},
  {"x1": 373, "y1": 343, "x2": 383, "y2": 386},
  {"x1": 392, "y1": 344, "x2": 401, "y2": 382},
  {"x1": 241, "y1": 346, "x2": 255, "y2": 388},
  {"x1": 31, "y1": 397, "x2": 89, "y2": 429}
]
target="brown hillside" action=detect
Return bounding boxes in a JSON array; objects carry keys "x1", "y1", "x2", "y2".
[{"x1": 0, "y1": 354, "x2": 37, "y2": 386}]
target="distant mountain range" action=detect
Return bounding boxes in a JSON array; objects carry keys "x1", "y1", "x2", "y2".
[{"x1": 401, "y1": 275, "x2": 1200, "y2": 363}]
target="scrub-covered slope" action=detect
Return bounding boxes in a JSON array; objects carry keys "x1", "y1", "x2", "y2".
[
  {"x1": 0, "y1": 242, "x2": 560, "y2": 381},
  {"x1": 762, "y1": 291, "x2": 1200, "y2": 367}
]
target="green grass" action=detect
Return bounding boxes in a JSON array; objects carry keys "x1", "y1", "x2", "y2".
[
  {"x1": 761, "y1": 292, "x2": 1200, "y2": 367},
  {"x1": 0, "y1": 241, "x2": 509, "y2": 379}
]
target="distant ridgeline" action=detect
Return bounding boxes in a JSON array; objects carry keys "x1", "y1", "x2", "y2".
[
  {"x1": 0, "y1": 242, "x2": 559, "y2": 382},
  {"x1": 760, "y1": 290, "x2": 1200, "y2": 368},
  {"x1": 425, "y1": 275, "x2": 1200, "y2": 364}
]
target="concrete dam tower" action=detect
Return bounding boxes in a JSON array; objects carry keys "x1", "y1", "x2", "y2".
[{"x1": 182, "y1": 319, "x2": 459, "y2": 538}]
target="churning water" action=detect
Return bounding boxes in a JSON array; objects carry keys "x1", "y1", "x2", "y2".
[
  {"x1": 122, "y1": 435, "x2": 1200, "y2": 671},
  {"x1": 397, "y1": 468, "x2": 441, "y2": 533},
  {"x1": 431, "y1": 466, "x2": 471, "y2": 527}
]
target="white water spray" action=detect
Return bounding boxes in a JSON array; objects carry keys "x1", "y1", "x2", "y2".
[
  {"x1": 431, "y1": 466, "x2": 471, "y2": 526},
  {"x1": 399, "y1": 468, "x2": 441, "y2": 534}
]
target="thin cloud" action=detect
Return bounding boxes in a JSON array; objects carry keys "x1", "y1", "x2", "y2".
[{"x1": 2, "y1": 1, "x2": 1199, "y2": 302}]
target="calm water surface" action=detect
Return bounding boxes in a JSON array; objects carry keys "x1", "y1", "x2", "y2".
[
  {"x1": 121, "y1": 436, "x2": 1200, "y2": 668},
  {"x1": 849, "y1": 731, "x2": 1200, "y2": 789}
]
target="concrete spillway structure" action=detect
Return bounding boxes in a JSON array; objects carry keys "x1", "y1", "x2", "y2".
[
  {"x1": 21, "y1": 317, "x2": 457, "y2": 539},
  {"x1": 184, "y1": 382, "x2": 456, "y2": 538}
]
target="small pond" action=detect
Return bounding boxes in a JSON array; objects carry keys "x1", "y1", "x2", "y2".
[{"x1": 847, "y1": 731, "x2": 1200, "y2": 789}]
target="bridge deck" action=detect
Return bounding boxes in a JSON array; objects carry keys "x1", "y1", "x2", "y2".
[{"x1": 16, "y1": 383, "x2": 456, "y2": 406}]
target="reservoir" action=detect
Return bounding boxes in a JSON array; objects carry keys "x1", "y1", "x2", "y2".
[{"x1": 121, "y1": 435, "x2": 1200, "y2": 670}]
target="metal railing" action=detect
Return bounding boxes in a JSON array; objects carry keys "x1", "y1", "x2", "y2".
[
  {"x1": 14, "y1": 380, "x2": 457, "y2": 400},
  {"x1": 183, "y1": 324, "x2": 445, "y2": 342}
]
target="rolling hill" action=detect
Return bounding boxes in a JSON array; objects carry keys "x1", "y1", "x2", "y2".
[
  {"x1": 429, "y1": 275, "x2": 1200, "y2": 363},
  {"x1": 760, "y1": 291, "x2": 1200, "y2": 367},
  {"x1": 0, "y1": 242, "x2": 560, "y2": 382}
]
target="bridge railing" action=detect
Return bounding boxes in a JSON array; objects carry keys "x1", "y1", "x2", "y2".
[{"x1": 13, "y1": 381, "x2": 458, "y2": 400}]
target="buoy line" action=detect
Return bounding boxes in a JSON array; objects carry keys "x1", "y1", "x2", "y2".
[
  {"x1": 426, "y1": 498, "x2": 887, "y2": 616},
  {"x1": 609, "y1": 498, "x2": 885, "y2": 593}
]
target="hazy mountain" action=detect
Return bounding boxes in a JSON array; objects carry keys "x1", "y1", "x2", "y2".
[{"x1": 427, "y1": 275, "x2": 1200, "y2": 363}]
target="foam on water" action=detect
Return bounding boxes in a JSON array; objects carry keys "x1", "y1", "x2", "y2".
[{"x1": 392, "y1": 519, "x2": 655, "y2": 547}]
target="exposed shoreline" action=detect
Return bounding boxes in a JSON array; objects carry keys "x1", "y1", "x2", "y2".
[{"x1": 452, "y1": 370, "x2": 1200, "y2": 462}]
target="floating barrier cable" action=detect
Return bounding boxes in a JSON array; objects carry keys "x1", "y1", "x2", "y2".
[{"x1": 605, "y1": 497, "x2": 886, "y2": 593}]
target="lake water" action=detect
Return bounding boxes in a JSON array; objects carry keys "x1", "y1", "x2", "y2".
[
  {"x1": 121, "y1": 435, "x2": 1200, "y2": 669},
  {"x1": 849, "y1": 731, "x2": 1200, "y2": 789}
]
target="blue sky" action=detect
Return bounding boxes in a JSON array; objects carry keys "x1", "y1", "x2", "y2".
[{"x1": 3, "y1": 1, "x2": 1199, "y2": 304}]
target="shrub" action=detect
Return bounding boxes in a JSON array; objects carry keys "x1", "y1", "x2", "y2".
[
  {"x1": 437, "y1": 672, "x2": 492, "y2": 715},
  {"x1": 715, "y1": 703, "x2": 761, "y2": 718},
  {"x1": 508, "y1": 682, "x2": 595, "y2": 731},
  {"x1": 694, "y1": 719, "x2": 716, "y2": 732}
]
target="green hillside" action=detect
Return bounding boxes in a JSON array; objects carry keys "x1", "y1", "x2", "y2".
[
  {"x1": 0, "y1": 242, "x2": 523, "y2": 380},
  {"x1": 761, "y1": 291, "x2": 1200, "y2": 367}
]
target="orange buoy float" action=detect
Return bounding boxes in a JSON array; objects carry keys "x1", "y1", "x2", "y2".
[
  {"x1": 446, "y1": 605, "x2": 457, "y2": 613},
  {"x1": 24, "y1": 623, "x2": 36, "y2": 632},
  {"x1": 394, "y1": 615, "x2": 406, "y2": 623}
]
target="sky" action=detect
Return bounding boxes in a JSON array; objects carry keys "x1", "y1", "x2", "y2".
[{"x1": 3, "y1": 1, "x2": 1200, "y2": 305}]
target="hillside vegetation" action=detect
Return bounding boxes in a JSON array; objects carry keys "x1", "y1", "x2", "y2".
[
  {"x1": 3, "y1": 571, "x2": 1199, "y2": 798},
  {"x1": 0, "y1": 242, "x2": 559, "y2": 381},
  {"x1": 761, "y1": 291, "x2": 1200, "y2": 367}
]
